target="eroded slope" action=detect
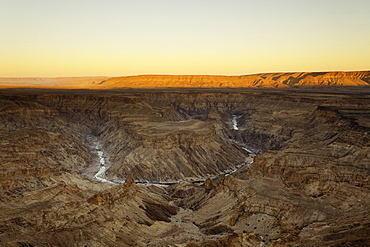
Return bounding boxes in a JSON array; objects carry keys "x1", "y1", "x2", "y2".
[{"x1": 0, "y1": 88, "x2": 370, "y2": 246}]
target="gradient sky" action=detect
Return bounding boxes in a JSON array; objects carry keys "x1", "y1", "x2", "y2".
[{"x1": 1, "y1": 0, "x2": 370, "y2": 77}]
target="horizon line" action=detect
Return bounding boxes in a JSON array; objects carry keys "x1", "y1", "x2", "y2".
[{"x1": 1, "y1": 69, "x2": 369, "y2": 78}]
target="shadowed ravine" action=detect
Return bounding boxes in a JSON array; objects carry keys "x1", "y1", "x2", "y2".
[{"x1": 1, "y1": 87, "x2": 370, "y2": 246}]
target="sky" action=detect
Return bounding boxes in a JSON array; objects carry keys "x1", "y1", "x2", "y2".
[{"x1": 1, "y1": 0, "x2": 370, "y2": 77}]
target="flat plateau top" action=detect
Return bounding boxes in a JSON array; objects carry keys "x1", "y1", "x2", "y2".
[{"x1": 1, "y1": 71, "x2": 369, "y2": 89}]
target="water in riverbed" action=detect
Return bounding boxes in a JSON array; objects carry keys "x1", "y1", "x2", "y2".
[
  {"x1": 87, "y1": 133, "x2": 256, "y2": 186},
  {"x1": 232, "y1": 115, "x2": 239, "y2": 130}
]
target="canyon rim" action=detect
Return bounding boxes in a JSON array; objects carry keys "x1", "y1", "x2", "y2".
[{"x1": 0, "y1": 71, "x2": 370, "y2": 246}]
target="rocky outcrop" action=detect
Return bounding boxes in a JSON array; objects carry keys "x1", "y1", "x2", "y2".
[
  {"x1": 1, "y1": 87, "x2": 370, "y2": 246},
  {"x1": 105, "y1": 118, "x2": 247, "y2": 181},
  {"x1": 248, "y1": 106, "x2": 370, "y2": 195},
  {"x1": 167, "y1": 174, "x2": 370, "y2": 246}
]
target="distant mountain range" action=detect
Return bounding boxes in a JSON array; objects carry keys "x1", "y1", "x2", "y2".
[{"x1": 1, "y1": 71, "x2": 369, "y2": 89}]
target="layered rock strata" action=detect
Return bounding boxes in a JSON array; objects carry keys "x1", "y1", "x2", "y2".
[{"x1": 0, "y1": 87, "x2": 370, "y2": 246}]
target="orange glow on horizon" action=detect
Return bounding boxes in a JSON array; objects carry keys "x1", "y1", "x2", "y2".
[{"x1": 1, "y1": 1, "x2": 369, "y2": 77}]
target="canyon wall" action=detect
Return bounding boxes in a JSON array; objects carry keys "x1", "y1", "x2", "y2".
[{"x1": 0, "y1": 87, "x2": 370, "y2": 246}]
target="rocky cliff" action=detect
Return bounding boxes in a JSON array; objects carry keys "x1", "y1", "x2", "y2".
[{"x1": 1, "y1": 87, "x2": 370, "y2": 246}]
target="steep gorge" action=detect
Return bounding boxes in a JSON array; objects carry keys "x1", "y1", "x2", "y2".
[{"x1": 0, "y1": 87, "x2": 370, "y2": 246}]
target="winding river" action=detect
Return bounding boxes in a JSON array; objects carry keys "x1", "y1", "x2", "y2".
[
  {"x1": 93, "y1": 148, "x2": 119, "y2": 185},
  {"x1": 90, "y1": 115, "x2": 256, "y2": 186}
]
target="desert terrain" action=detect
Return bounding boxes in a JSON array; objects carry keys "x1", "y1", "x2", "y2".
[
  {"x1": 1, "y1": 71, "x2": 369, "y2": 89},
  {"x1": 0, "y1": 71, "x2": 370, "y2": 246}
]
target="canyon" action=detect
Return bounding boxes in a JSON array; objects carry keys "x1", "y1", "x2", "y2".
[{"x1": 0, "y1": 73, "x2": 370, "y2": 246}]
